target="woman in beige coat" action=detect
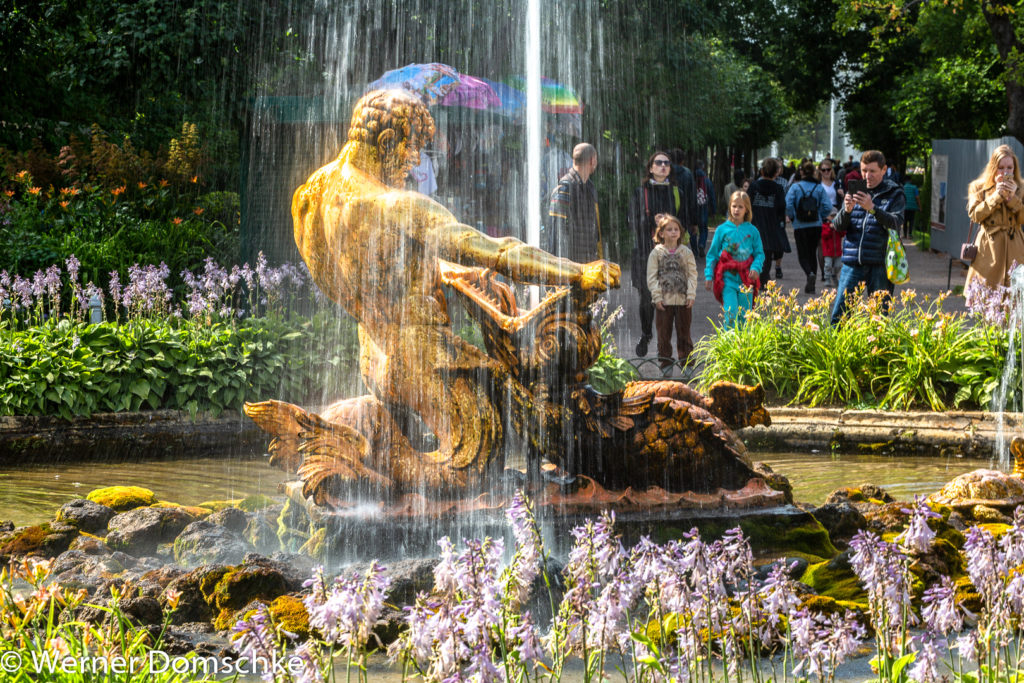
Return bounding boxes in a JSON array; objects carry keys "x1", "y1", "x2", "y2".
[{"x1": 966, "y1": 145, "x2": 1024, "y2": 292}]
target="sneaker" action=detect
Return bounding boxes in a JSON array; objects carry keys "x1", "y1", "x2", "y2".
[
  {"x1": 635, "y1": 335, "x2": 651, "y2": 357},
  {"x1": 805, "y1": 273, "x2": 815, "y2": 294},
  {"x1": 775, "y1": 267, "x2": 783, "y2": 279}
]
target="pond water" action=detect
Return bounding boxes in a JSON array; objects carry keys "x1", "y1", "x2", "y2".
[
  {"x1": 0, "y1": 450, "x2": 996, "y2": 527},
  {"x1": 0, "y1": 455, "x2": 291, "y2": 527}
]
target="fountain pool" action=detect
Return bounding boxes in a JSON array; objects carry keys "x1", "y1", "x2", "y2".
[{"x1": 0, "y1": 450, "x2": 992, "y2": 528}]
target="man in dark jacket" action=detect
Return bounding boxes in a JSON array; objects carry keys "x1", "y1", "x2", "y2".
[
  {"x1": 546, "y1": 143, "x2": 601, "y2": 263},
  {"x1": 829, "y1": 150, "x2": 906, "y2": 325}
]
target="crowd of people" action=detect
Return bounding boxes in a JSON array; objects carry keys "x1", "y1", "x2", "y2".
[{"x1": 542, "y1": 143, "x2": 1024, "y2": 376}]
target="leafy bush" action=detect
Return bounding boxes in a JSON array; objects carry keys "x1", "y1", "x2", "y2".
[
  {"x1": 586, "y1": 299, "x2": 639, "y2": 394},
  {"x1": 0, "y1": 314, "x2": 357, "y2": 419},
  {"x1": 694, "y1": 282, "x2": 1016, "y2": 410}
]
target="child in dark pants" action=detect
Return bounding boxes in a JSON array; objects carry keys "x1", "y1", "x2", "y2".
[{"x1": 646, "y1": 214, "x2": 697, "y2": 375}]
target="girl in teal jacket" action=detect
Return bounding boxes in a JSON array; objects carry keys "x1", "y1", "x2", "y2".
[{"x1": 704, "y1": 191, "x2": 765, "y2": 328}]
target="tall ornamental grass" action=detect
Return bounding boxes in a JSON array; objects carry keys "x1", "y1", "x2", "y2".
[{"x1": 693, "y1": 282, "x2": 1014, "y2": 411}]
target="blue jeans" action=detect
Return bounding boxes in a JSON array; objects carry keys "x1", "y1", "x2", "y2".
[{"x1": 829, "y1": 263, "x2": 892, "y2": 325}]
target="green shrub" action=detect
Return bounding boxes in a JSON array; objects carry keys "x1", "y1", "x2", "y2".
[{"x1": 0, "y1": 314, "x2": 356, "y2": 418}]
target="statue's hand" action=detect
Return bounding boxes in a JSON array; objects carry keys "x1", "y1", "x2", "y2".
[{"x1": 579, "y1": 260, "x2": 621, "y2": 292}]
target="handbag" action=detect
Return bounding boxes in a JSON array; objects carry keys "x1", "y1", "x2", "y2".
[
  {"x1": 886, "y1": 228, "x2": 910, "y2": 284},
  {"x1": 960, "y1": 222, "x2": 979, "y2": 261}
]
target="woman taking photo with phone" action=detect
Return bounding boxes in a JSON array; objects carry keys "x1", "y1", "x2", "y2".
[{"x1": 965, "y1": 145, "x2": 1024, "y2": 301}]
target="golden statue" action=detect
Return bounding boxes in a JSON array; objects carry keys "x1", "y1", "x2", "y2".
[{"x1": 245, "y1": 89, "x2": 769, "y2": 504}]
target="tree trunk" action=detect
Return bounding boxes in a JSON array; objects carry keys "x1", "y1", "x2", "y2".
[{"x1": 981, "y1": 1, "x2": 1024, "y2": 141}]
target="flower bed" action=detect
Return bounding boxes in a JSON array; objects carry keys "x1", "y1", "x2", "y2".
[{"x1": 694, "y1": 283, "x2": 1014, "y2": 412}]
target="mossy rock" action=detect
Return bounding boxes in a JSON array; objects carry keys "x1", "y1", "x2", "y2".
[
  {"x1": 277, "y1": 497, "x2": 310, "y2": 553},
  {"x1": 0, "y1": 523, "x2": 78, "y2": 559},
  {"x1": 978, "y1": 522, "x2": 1012, "y2": 538},
  {"x1": 269, "y1": 595, "x2": 310, "y2": 639},
  {"x1": 681, "y1": 512, "x2": 838, "y2": 564},
  {"x1": 197, "y1": 499, "x2": 243, "y2": 511},
  {"x1": 86, "y1": 486, "x2": 157, "y2": 512},
  {"x1": 799, "y1": 554, "x2": 867, "y2": 604},
  {"x1": 198, "y1": 566, "x2": 234, "y2": 603},
  {"x1": 151, "y1": 502, "x2": 213, "y2": 518},
  {"x1": 238, "y1": 495, "x2": 276, "y2": 512},
  {"x1": 299, "y1": 527, "x2": 327, "y2": 562},
  {"x1": 207, "y1": 566, "x2": 289, "y2": 612},
  {"x1": 954, "y1": 575, "x2": 983, "y2": 614}
]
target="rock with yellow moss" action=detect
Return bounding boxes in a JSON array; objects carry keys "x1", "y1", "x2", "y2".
[{"x1": 86, "y1": 486, "x2": 157, "y2": 512}]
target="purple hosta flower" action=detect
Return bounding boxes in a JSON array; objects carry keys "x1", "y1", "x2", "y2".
[
  {"x1": 31, "y1": 269, "x2": 46, "y2": 298},
  {"x1": 849, "y1": 530, "x2": 914, "y2": 627},
  {"x1": 963, "y1": 525, "x2": 1003, "y2": 610},
  {"x1": 108, "y1": 271, "x2": 122, "y2": 317},
  {"x1": 304, "y1": 561, "x2": 391, "y2": 653},
  {"x1": 65, "y1": 255, "x2": 79, "y2": 283},
  {"x1": 238, "y1": 262, "x2": 256, "y2": 290},
  {"x1": 504, "y1": 490, "x2": 542, "y2": 606},
  {"x1": 13, "y1": 275, "x2": 33, "y2": 311},
  {"x1": 965, "y1": 275, "x2": 1011, "y2": 325},
  {"x1": 231, "y1": 605, "x2": 283, "y2": 682},
  {"x1": 291, "y1": 641, "x2": 324, "y2": 683},
  {"x1": 506, "y1": 612, "x2": 544, "y2": 670},
  {"x1": 921, "y1": 575, "x2": 962, "y2": 635},
  {"x1": 790, "y1": 608, "x2": 866, "y2": 680},
  {"x1": 753, "y1": 560, "x2": 802, "y2": 644},
  {"x1": 716, "y1": 526, "x2": 754, "y2": 585},
  {"x1": 394, "y1": 537, "x2": 504, "y2": 682},
  {"x1": 0, "y1": 270, "x2": 9, "y2": 307},
  {"x1": 954, "y1": 629, "x2": 981, "y2": 662},
  {"x1": 897, "y1": 496, "x2": 939, "y2": 554},
  {"x1": 909, "y1": 632, "x2": 944, "y2": 683},
  {"x1": 43, "y1": 265, "x2": 61, "y2": 317},
  {"x1": 123, "y1": 263, "x2": 172, "y2": 318},
  {"x1": 557, "y1": 512, "x2": 630, "y2": 655}
]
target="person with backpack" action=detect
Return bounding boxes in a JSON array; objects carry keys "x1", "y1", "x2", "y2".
[
  {"x1": 629, "y1": 151, "x2": 690, "y2": 357},
  {"x1": 694, "y1": 161, "x2": 715, "y2": 258},
  {"x1": 748, "y1": 158, "x2": 788, "y2": 288},
  {"x1": 785, "y1": 160, "x2": 832, "y2": 293}
]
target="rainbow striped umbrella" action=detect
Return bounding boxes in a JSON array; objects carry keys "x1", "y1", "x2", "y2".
[{"x1": 503, "y1": 76, "x2": 583, "y2": 114}]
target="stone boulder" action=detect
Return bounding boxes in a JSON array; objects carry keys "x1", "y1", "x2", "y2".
[
  {"x1": 86, "y1": 486, "x2": 157, "y2": 512},
  {"x1": 0, "y1": 523, "x2": 79, "y2": 562},
  {"x1": 207, "y1": 508, "x2": 249, "y2": 533},
  {"x1": 106, "y1": 507, "x2": 195, "y2": 556},
  {"x1": 173, "y1": 520, "x2": 254, "y2": 567},
  {"x1": 812, "y1": 502, "x2": 868, "y2": 549},
  {"x1": 56, "y1": 499, "x2": 116, "y2": 534}
]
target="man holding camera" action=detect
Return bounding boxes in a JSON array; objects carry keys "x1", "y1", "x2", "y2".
[{"x1": 829, "y1": 150, "x2": 905, "y2": 325}]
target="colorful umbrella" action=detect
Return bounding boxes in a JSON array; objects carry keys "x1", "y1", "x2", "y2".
[
  {"x1": 503, "y1": 76, "x2": 583, "y2": 114},
  {"x1": 477, "y1": 77, "x2": 526, "y2": 119},
  {"x1": 366, "y1": 63, "x2": 461, "y2": 105},
  {"x1": 439, "y1": 74, "x2": 501, "y2": 110}
]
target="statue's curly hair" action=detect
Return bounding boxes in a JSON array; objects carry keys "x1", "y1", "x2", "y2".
[{"x1": 347, "y1": 89, "x2": 435, "y2": 157}]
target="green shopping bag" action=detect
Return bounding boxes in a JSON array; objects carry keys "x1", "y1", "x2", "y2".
[{"x1": 886, "y1": 228, "x2": 910, "y2": 285}]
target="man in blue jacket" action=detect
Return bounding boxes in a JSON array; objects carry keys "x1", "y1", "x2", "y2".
[{"x1": 829, "y1": 150, "x2": 906, "y2": 325}]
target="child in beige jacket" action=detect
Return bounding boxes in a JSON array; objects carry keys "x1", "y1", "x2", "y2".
[{"x1": 646, "y1": 213, "x2": 697, "y2": 375}]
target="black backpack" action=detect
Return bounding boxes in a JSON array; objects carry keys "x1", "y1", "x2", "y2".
[{"x1": 795, "y1": 185, "x2": 819, "y2": 222}]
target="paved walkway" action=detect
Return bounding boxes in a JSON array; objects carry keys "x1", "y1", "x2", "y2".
[{"x1": 606, "y1": 225, "x2": 968, "y2": 379}]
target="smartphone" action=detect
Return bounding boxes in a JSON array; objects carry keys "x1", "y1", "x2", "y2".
[{"x1": 846, "y1": 179, "x2": 867, "y2": 195}]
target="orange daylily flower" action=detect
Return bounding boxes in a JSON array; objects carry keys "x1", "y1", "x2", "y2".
[
  {"x1": 137, "y1": 182, "x2": 148, "y2": 189},
  {"x1": 159, "y1": 179, "x2": 170, "y2": 188},
  {"x1": 59, "y1": 201, "x2": 69, "y2": 209},
  {"x1": 15, "y1": 170, "x2": 28, "y2": 180},
  {"x1": 3, "y1": 190, "x2": 13, "y2": 198},
  {"x1": 110, "y1": 185, "x2": 126, "y2": 196},
  {"x1": 193, "y1": 207, "x2": 204, "y2": 215},
  {"x1": 171, "y1": 217, "x2": 183, "y2": 225},
  {"x1": 190, "y1": 175, "x2": 198, "y2": 183},
  {"x1": 28, "y1": 187, "x2": 41, "y2": 195}
]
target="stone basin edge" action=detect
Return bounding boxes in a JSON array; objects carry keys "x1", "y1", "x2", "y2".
[
  {"x1": 0, "y1": 410, "x2": 264, "y2": 464},
  {"x1": 739, "y1": 406, "x2": 1022, "y2": 458},
  {"x1": 0, "y1": 406, "x2": 1017, "y2": 463}
]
